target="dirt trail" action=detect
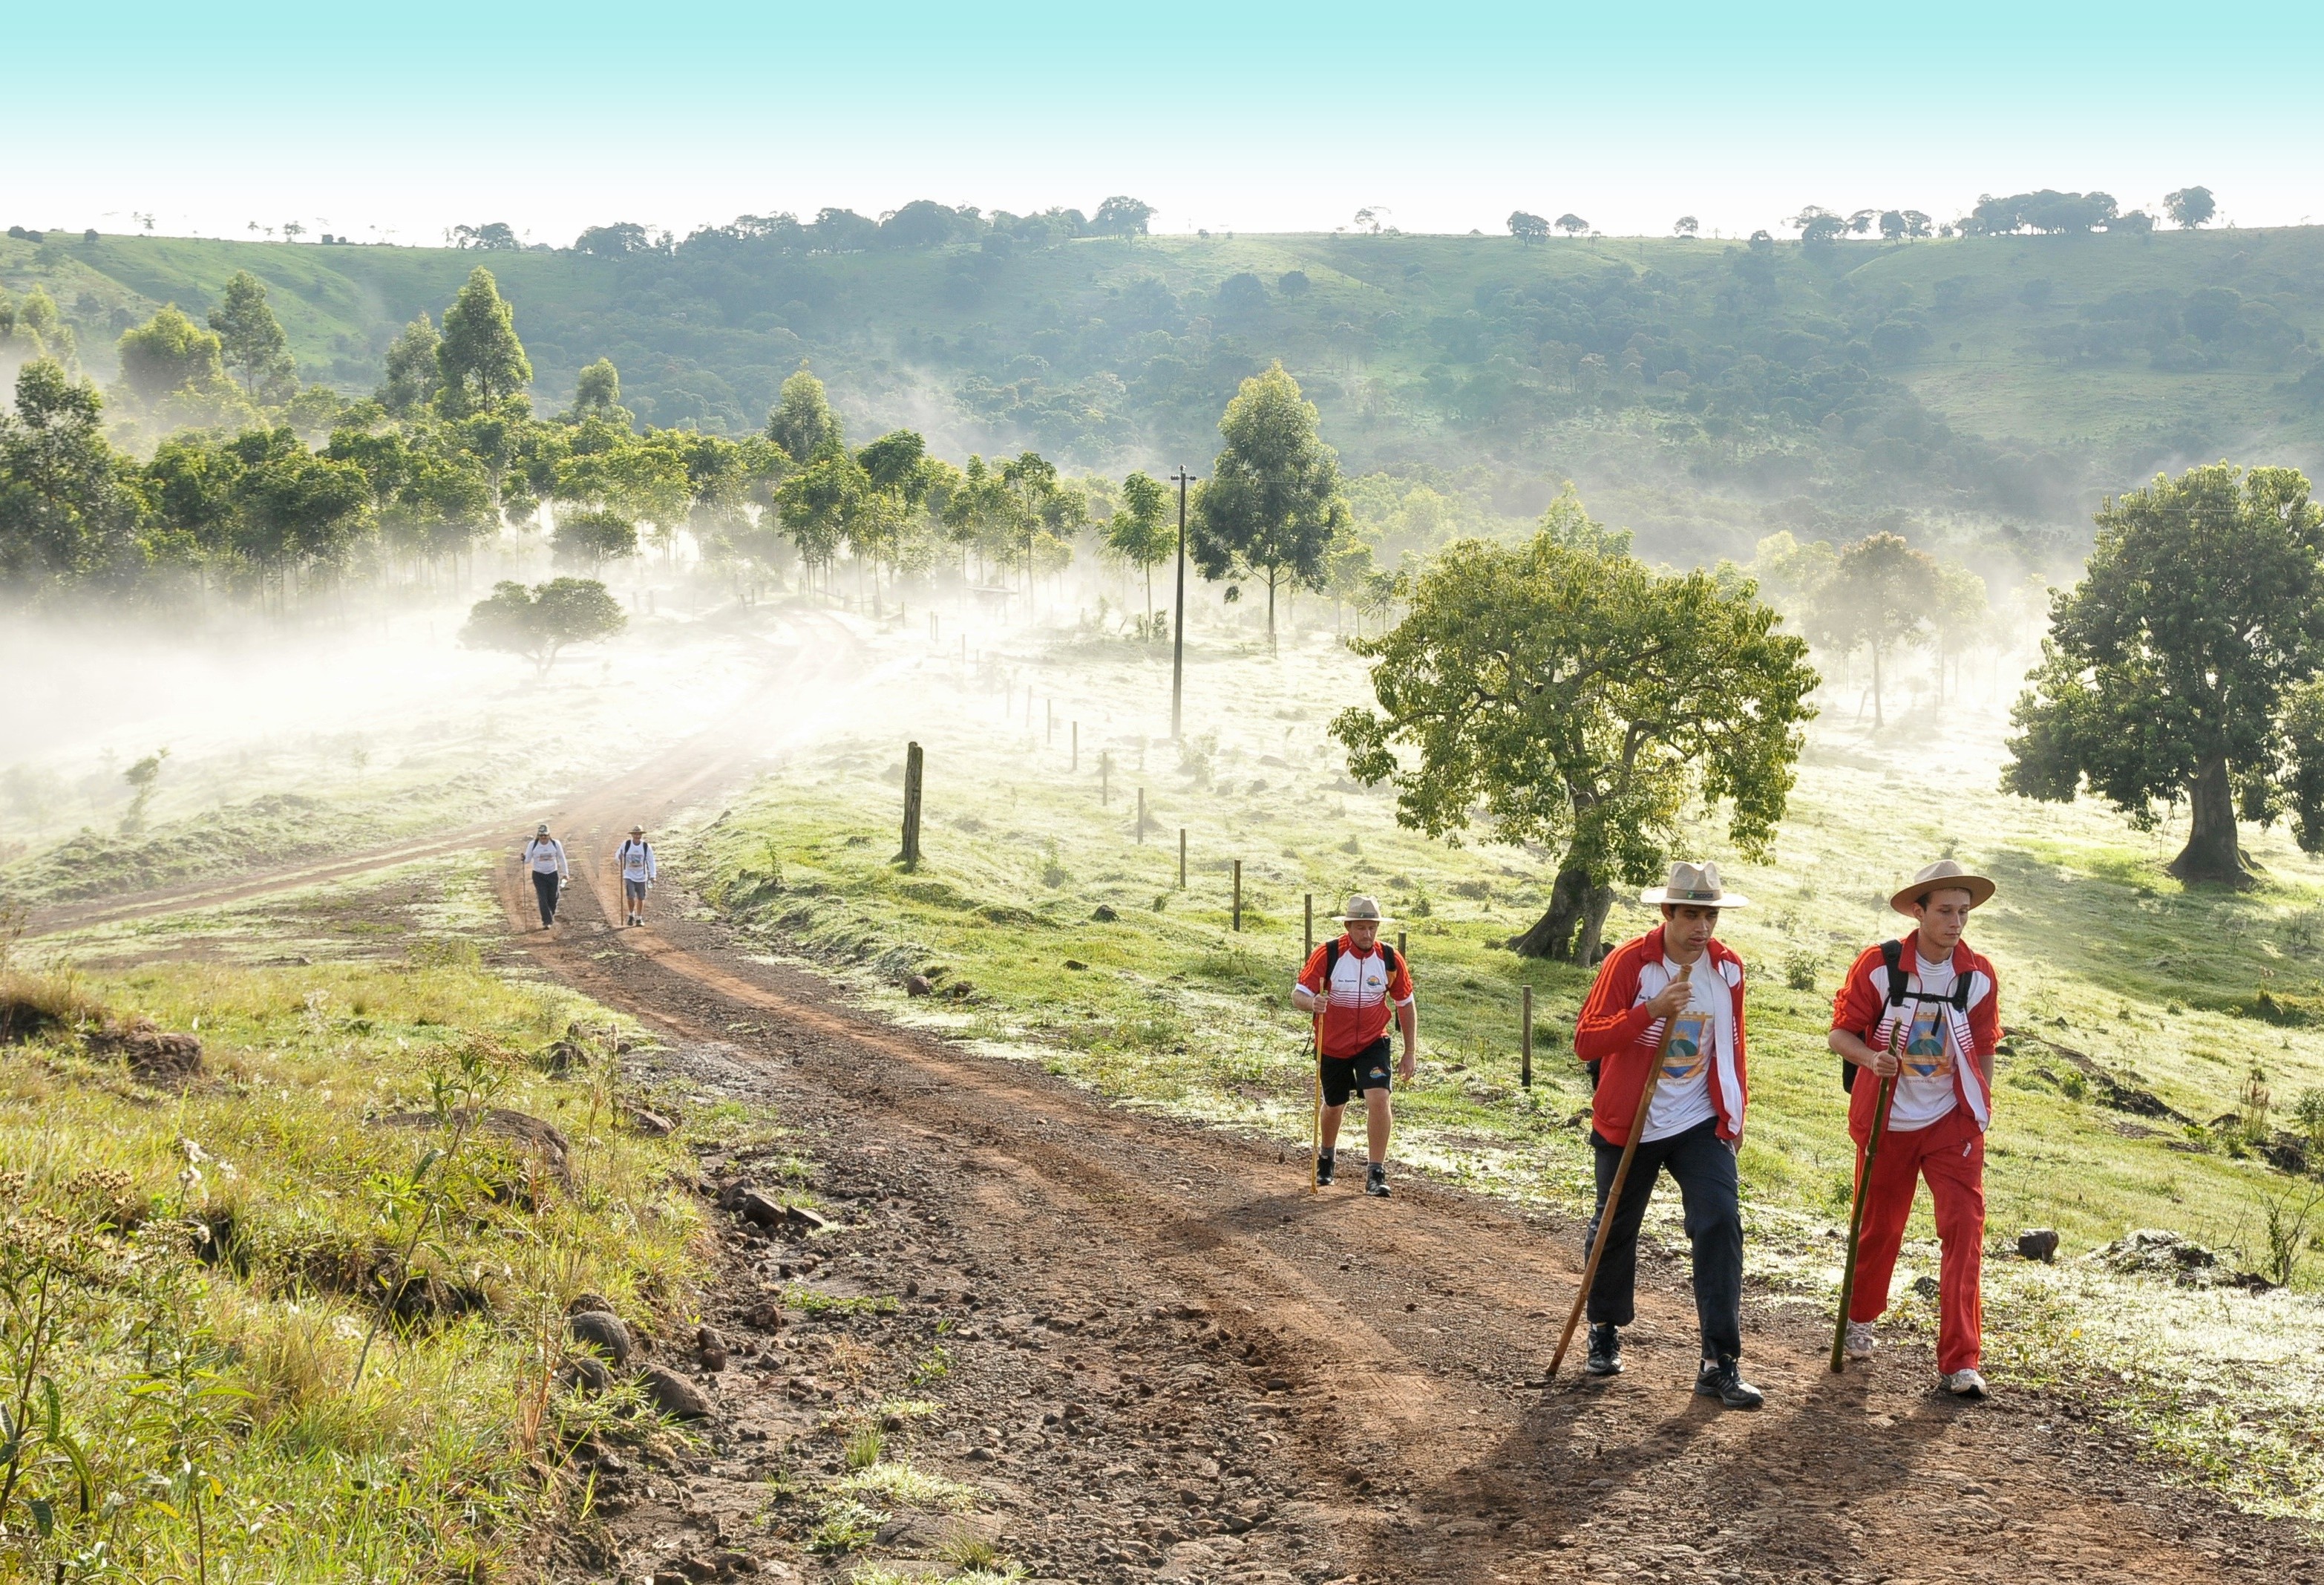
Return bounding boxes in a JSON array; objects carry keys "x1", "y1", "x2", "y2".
[
  {"x1": 25, "y1": 611, "x2": 871, "y2": 939},
  {"x1": 501, "y1": 794, "x2": 2310, "y2": 1583}
]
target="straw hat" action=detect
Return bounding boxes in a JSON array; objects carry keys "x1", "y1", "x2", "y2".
[
  {"x1": 629, "y1": 825, "x2": 646, "y2": 834},
  {"x1": 1335, "y1": 895, "x2": 1393, "y2": 923},
  {"x1": 1639, "y1": 859, "x2": 1749, "y2": 909},
  {"x1": 1889, "y1": 860, "x2": 1995, "y2": 915}
]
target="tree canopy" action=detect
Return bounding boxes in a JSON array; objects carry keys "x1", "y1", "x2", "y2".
[
  {"x1": 767, "y1": 367, "x2": 842, "y2": 461},
  {"x1": 1332, "y1": 491, "x2": 1818, "y2": 961},
  {"x1": 459, "y1": 577, "x2": 626, "y2": 674},
  {"x1": 436, "y1": 267, "x2": 531, "y2": 414},
  {"x1": 2005, "y1": 463, "x2": 2324, "y2": 883},
  {"x1": 1805, "y1": 531, "x2": 1936, "y2": 728},
  {"x1": 207, "y1": 271, "x2": 295, "y2": 400},
  {"x1": 1190, "y1": 363, "x2": 1347, "y2": 650}
]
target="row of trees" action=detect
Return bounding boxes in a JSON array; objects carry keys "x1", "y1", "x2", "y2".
[
  {"x1": 1, "y1": 250, "x2": 1392, "y2": 638},
  {"x1": 567, "y1": 196, "x2": 1156, "y2": 261},
  {"x1": 1509, "y1": 188, "x2": 2220, "y2": 247}
]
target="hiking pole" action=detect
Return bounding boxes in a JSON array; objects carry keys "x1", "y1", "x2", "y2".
[
  {"x1": 1308, "y1": 1010, "x2": 1323, "y2": 1195},
  {"x1": 1546, "y1": 1017, "x2": 1679, "y2": 1382},
  {"x1": 1830, "y1": 1070, "x2": 1898, "y2": 1373}
]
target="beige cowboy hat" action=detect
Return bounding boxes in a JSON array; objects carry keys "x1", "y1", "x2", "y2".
[
  {"x1": 1890, "y1": 859, "x2": 1995, "y2": 915},
  {"x1": 1640, "y1": 859, "x2": 1749, "y2": 909},
  {"x1": 1335, "y1": 895, "x2": 1394, "y2": 924},
  {"x1": 629, "y1": 825, "x2": 646, "y2": 834}
]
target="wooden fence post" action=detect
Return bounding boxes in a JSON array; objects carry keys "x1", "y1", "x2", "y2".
[
  {"x1": 1396, "y1": 930, "x2": 1407, "y2": 961},
  {"x1": 1521, "y1": 985, "x2": 1533, "y2": 1090},
  {"x1": 1179, "y1": 829, "x2": 1188, "y2": 889},
  {"x1": 1304, "y1": 894, "x2": 1313, "y2": 959},
  {"x1": 1233, "y1": 860, "x2": 1243, "y2": 932},
  {"x1": 899, "y1": 742, "x2": 924, "y2": 868}
]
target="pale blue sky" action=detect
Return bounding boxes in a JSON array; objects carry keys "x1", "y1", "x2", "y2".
[{"x1": 13, "y1": 3, "x2": 2321, "y2": 244}]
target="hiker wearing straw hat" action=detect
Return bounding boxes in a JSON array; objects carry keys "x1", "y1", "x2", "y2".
[
  {"x1": 1828, "y1": 860, "x2": 2003, "y2": 1398},
  {"x1": 1567, "y1": 860, "x2": 1762, "y2": 1408},
  {"x1": 617, "y1": 826, "x2": 658, "y2": 927},
  {"x1": 1293, "y1": 896, "x2": 1417, "y2": 1198}
]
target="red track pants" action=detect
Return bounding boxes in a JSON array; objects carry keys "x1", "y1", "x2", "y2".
[{"x1": 1847, "y1": 1102, "x2": 1985, "y2": 1374}]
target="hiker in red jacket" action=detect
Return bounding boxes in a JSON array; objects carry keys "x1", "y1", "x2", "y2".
[
  {"x1": 1294, "y1": 895, "x2": 1418, "y2": 1198},
  {"x1": 1571, "y1": 860, "x2": 1762, "y2": 1408},
  {"x1": 1829, "y1": 860, "x2": 2003, "y2": 1399}
]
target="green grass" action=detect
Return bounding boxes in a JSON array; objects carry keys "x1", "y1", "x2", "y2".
[
  {"x1": 0, "y1": 938, "x2": 715, "y2": 1578},
  {"x1": 687, "y1": 614, "x2": 2324, "y2": 1520}
]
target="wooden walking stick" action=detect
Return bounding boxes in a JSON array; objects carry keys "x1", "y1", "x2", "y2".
[
  {"x1": 1308, "y1": 1009, "x2": 1323, "y2": 1195},
  {"x1": 1830, "y1": 1068, "x2": 1899, "y2": 1373},
  {"x1": 1546, "y1": 1015, "x2": 1683, "y2": 1381}
]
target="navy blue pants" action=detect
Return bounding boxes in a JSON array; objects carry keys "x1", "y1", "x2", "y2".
[
  {"x1": 1585, "y1": 1117, "x2": 1744, "y2": 1360},
  {"x1": 532, "y1": 870, "x2": 560, "y2": 926}
]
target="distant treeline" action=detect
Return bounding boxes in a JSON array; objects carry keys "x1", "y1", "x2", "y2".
[{"x1": 0, "y1": 264, "x2": 1410, "y2": 627}]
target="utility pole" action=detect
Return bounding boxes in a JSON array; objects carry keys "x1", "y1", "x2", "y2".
[{"x1": 1171, "y1": 465, "x2": 1194, "y2": 742}]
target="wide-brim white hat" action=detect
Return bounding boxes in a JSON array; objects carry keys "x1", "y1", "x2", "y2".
[
  {"x1": 1890, "y1": 860, "x2": 1994, "y2": 915},
  {"x1": 1335, "y1": 894, "x2": 1394, "y2": 923},
  {"x1": 1639, "y1": 860, "x2": 1749, "y2": 909}
]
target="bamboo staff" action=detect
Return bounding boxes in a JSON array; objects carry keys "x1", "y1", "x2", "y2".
[
  {"x1": 1831, "y1": 1068, "x2": 1900, "y2": 1373},
  {"x1": 1546, "y1": 1013, "x2": 1683, "y2": 1380}
]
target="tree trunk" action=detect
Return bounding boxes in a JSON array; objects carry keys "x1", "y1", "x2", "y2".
[
  {"x1": 1266, "y1": 571, "x2": 1278, "y2": 653},
  {"x1": 2170, "y1": 754, "x2": 2257, "y2": 885},
  {"x1": 1511, "y1": 863, "x2": 1616, "y2": 961}
]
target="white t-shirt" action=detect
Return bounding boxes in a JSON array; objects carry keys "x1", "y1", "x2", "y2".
[
  {"x1": 524, "y1": 837, "x2": 568, "y2": 877},
  {"x1": 618, "y1": 840, "x2": 657, "y2": 882},
  {"x1": 1640, "y1": 955, "x2": 1722, "y2": 1143},
  {"x1": 1883, "y1": 954, "x2": 1962, "y2": 1130}
]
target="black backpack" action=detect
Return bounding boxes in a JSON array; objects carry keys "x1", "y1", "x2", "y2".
[{"x1": 1843, "y1": 938, "x2": 1970, "y2": 1092}]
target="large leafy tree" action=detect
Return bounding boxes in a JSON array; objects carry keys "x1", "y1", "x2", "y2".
[
  {"x1": 2004, "y1": 463, "x2": 2324, "y2": 884},
  {"x1": 436, "y1": 267, "x2": 531, "y2": 414},
  {"x1": 460, "y1": 578, "x2": 626, "y2": 675},
  {"x1": 2164, "y1": 186, "x2": 2216, "y2": 229},
  {"x1": 116, "y1": 307, "x2": 228, "y2": 406},
  {"x1": 1332, "y1": 492, "x2": 1819, "y2": 962},
  {"x1": 376, "y1": 313, "x2": 442, "y2": 416},
  {"x1": 1106, "y1": 470, "x2": 1174, "y2": 634},
  {"x1": 0, "y1": 360, "x2": 151, "y2": 587},
  {"x1": 1806, "y1": 532, "x2": 1934, "y2": 728},
  {"x1": 1191, "y1": 363, "x2": 1347, "y2": 652},
  {"x1": 208, "y1": 270, "x2": 295, "y2": 398},
  {"x1": 767, "y1": 366, "x2": 842, "y2": 462}
]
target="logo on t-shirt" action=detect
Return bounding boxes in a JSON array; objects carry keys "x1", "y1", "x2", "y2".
[
  {"x1": 1904, "y1": 1006, "x2": 1951, "y2": 1079},
  {"x1": 1664, "y1": 1013, "x2": 1711, "y2": 1082}
]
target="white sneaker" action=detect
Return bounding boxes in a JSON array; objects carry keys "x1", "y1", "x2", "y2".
[
  {"x1": 1845, "y1": 1321, "x2": 1876, "y2": 1360},
  {"x1": 1942, "y1": 1367, "x2": 1989, "y2": 1399}
]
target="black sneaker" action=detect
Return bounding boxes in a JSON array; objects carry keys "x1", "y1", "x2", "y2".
[
  {"x1": 1314, "y1": 1152, "x2": 1336, "y2": 1187},
  {"x1": 1695, "y1": 1355, "x2": 1764, "y2": 1409},
  {"x1": 1583, "y1": 1322, "x2": 1622, "y2": 1377},
  {"x1": 1364, "y1": 1163, "x2": 1390, "y2": 1198}
]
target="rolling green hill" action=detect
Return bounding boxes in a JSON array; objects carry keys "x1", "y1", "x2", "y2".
[{"x1": 7, "y1": 225, "x2": 2324, "y2": 563}]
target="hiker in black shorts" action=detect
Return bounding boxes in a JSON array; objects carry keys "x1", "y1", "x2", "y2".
[{"x1": 1293, "y1": 895, "x2": 1418, "y2": 1197}]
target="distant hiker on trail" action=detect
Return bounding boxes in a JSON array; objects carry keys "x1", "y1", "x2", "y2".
[
  {"x1": 522, "y1": 823, "x2": 569, "y2": 929},
  {"x1": 1572, "y1": 860, "x2": 1762, "y2": 1409},
  {"x1": 618, "y1": 825, "x2": 658, "y2": 927},
  {"x1": 1293, "y1": 895, "x2": 1417, "y2": 1198},
  {"x1": 1829, "y1": 860, "x2": 2003, "y2": 1399}
]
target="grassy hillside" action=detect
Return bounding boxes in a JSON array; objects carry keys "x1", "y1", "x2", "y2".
[
  {"x1": 683, "y1": 608, "x2": 2324, "y2": 1518},
  {"x1": 7, "y1": 226, "x2": 2324, "y2": 561}
]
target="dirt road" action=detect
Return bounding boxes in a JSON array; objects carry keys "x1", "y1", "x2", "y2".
[
  {"x1": 498, "y1": 774, "x2": 2313, "y2": 1584},
  {"x1": 41, "y1": 607, "x2": 2309, "y2": 1583}
]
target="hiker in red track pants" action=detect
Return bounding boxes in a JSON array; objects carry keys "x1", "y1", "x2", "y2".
[{"x1": 1828, "y1": 860, "x2": 2004, "y2": 1399}]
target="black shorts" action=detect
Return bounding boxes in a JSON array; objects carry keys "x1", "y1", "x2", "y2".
[{"x1": 1320, "y1": 1037, "x2": 1395, "y2": 1106}]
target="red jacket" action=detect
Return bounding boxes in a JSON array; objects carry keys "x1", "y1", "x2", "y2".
[
  {"x1": 1574, "y1": 927, "x2": 1749, "y2": 1146},
  {"x1": 1829, "y1": 932, "x2": 2002, "y2": 1143}
]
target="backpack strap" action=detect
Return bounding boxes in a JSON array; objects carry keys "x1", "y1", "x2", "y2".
[{"x1": 1842, "y1": 939, "x2": 1909, "y2": 1094}]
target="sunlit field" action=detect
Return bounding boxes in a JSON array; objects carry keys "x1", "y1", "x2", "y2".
[{"x1": 687, "y1": 600, "x2": 2324, "y2": 1519}]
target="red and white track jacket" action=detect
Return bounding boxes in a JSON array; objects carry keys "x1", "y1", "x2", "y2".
[
  {"x1": 1574, "y1": 927, "x2": 1749, "y2": 1147},
  {"x1": 1830, "y1": 932, "x2": 2002, "y2": 1143}
]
